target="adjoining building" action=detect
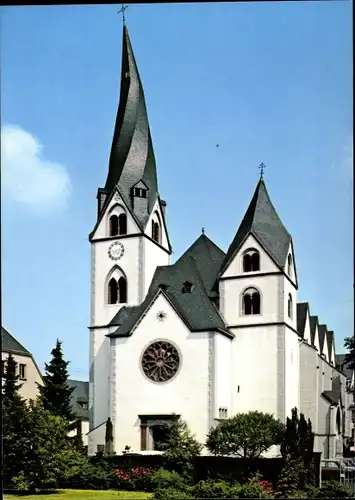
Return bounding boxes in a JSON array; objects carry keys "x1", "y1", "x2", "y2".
[
  {"x1": 1, "y1": 326, "x2": 43, "y2": 401},
  {"x1": 68, "y1": 379, "x2": 89, "y2": 449}
]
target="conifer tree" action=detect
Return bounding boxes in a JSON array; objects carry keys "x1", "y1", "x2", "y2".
[
  {"x1": 38, "y1": 339, "x2": 75, "y2": 421},
  {"x1": 3, "y1": 353, "x2": 23, "y2": 404},
  {"x1": 279, "y1": 407, "x2": 315, "y2": 492},
  {"x1": 2, "y1": 354, "x2": 30, "y2": 488}
]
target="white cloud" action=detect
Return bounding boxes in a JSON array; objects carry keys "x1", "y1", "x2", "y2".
[{"x1": 1, "y1": 124, "x2": 72, "y2": 214}]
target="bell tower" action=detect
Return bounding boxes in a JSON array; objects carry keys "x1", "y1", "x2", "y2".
[
  {"x1": 218, "y1": 175, "x2": 299, "y2": 423},
  {"x1": 88, "y1": 23, "x2": 172, "y2": 454}
]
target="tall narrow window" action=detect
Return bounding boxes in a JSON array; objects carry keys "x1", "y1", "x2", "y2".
[
  {"x1": 19, "y1": 364, "x2": 26, "y2": 380},
  {"x1": 288, "y1": 294, "x2": 293, "y2": 319},
  {"x1": 118, "y1": 213, "x2": 127, "y2": 235},
  {"x1": 243, "y1": 250, "x2": 260, "y2": 272},
  {"x1": 242, "y1": 288, "x2": 261, "y2": 315},
  {"x1": 108, "y1": 278, "x2": 118, "y2": 304},
  {"x1": 109, "y1": 215, "x2": 119, "y2": 236},
  {"x1": 152, "y1": 222, "x2": 160, "y2": 244},
  {"x1": 288, "y1": 254, "x2": 293, "y2": 276},
  {"x1": 118, "y1": 277, "x2": 127, "y2": 303},
  {"x1": 243, "y1": 254, "x2": 252, "y2": 272}
]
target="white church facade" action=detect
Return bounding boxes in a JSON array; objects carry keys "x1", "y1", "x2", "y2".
[{"x1": 88, "y1": 24, "x2": 353, "y2": 458}]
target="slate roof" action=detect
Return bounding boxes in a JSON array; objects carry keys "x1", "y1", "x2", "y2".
[
  {"x1": 68, "y1": 379, "x2": 89, "y2": 420},
  {"x1": 101, "y1": 24, "x2": 159, "y2": 229},
  {"x1": 326, "y1": 330, "x2": 334, "y2": 363},
  {"x1": 1, "y1": 326, "x2": 31, "y2": 356},
  {"x1": 296, "y1": 302, "x2": 308, "y2": 338},
  {"x1": 108, "y1": 233, "x2": 233, "y2": 338},
  {"x1": 309, "y1": 316, "x2": 319, "y2": 346},
  {"x1": 322, "y1": 390, "x2": 341, "y2": 406},
  {"x1": 220, "y1": 179, "x2": 292, "y2": 275}
]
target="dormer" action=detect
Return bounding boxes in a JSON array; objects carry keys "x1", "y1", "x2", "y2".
[
  {"x1": 131, "y1": 180, "x2": 149, "y2": 216},
  {"x1": 297, "y1": 302, "x2": 312, "y2": 344},
  {"x1": 326, "y1": 330, "x2": 335, "y2": 366},
  {"x1": 318, "y1": 324, "x2": 328, "y2": 362},
  {"x1": 310, "y1": 315, "x2": 320, "y2": 352}
]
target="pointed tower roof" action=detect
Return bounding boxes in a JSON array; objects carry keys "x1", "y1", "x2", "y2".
[
  {"x1": 103, "y1": 25, "x2": 158, "y2": 227},
  {"x1": 220, "y1": 179, "x2": 292, "y2": 274}
]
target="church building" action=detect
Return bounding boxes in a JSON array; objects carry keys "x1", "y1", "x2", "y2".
[{"x1": 88, "y1": 24, "x2": 353, "y2": 458}]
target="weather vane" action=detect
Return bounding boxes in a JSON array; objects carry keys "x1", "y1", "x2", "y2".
[
  {"x1": 259, "y1": 162, "x2": 266, "y2": 179},
  {"x1": 118, "y1": 4, "x2": 129, "y2": 24},
  {"x1": 202, "y1": 227, "x2": 205, "y2": 234}
]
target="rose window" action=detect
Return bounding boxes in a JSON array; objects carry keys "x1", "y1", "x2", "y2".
[{"x1": 141, "y1": 341, "x2": 180, "y2": 383}]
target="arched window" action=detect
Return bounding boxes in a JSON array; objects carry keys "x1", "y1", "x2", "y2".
[
  {"x1": 118, "y1": 213, "x2": 127, "y2": 235},
  {"x1": 243, "y1": 250, "x2": 260, "y2": 272},
  {"x1": 118, "y1": 277, "x2": 127, "y2": 303},
  {"x1": 336, "y1": 407, "x2": 341, "y2": 435},
  {"x1": 242, "y1": 288, "x2": 261, "y2": 315},
  {"x1": 108, "y1": 278, "x2": 118, "y2": 304},
  {"x1": 109, "y1": 215, "x2": 119, "y2": 236},
  {"x1": 288, "y1": 294, "x2": 293, "y2": 319},
  {"x1": 152, "y1": 221, "x2": 160, "y2": 244},
  {"x1": 288, "y1": 254, "x2": 293, "y2": 276}
]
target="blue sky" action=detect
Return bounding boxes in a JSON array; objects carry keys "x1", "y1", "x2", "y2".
[{"x1": 1, "y1": 2, "x2": 353, "y2": 380}]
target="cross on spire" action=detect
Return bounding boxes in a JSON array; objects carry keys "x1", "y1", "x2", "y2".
[
  {"x1": 118, "y1": 4, "x2": 129, "y2": 24},
  {"x1": 259, "y1": 162, "x2": 266, "y2": 180}
]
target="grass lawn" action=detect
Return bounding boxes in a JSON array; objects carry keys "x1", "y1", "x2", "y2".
[{"x1": 5, "y1": 490, "x2": 152, "y2": 500}]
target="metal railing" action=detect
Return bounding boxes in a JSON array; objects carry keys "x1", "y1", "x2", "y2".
[{"x1": 321, "y1": 458, "x2": 355, "y2": 495}]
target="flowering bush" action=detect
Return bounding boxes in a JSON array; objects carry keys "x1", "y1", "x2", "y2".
[
  {"x1": 113, "y1": 466, "x2": 157, "y2": 491},
  {"x1": 258, "y1": 480, "x2": 273, "y2": 492}
]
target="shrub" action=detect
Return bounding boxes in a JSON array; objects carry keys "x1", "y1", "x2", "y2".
[
  {"x1": 60, "y1": 459, "x2": 113, "y2": 490},
  {"x1": 190, "y1": 479, "x2": 235, "y2": 499},
  {"x1": 232, "y1": 476, "x2": 274, "y2": 498},
  {"x1": 151, "y1": 468, "x2": 186, "y2": 490},
  {"x1": 153, "y1": 486, "x2": 192, "y2": 500},
  {"x1": 113, "y1": 465, "x2": 157, "y2": 491},
  {"x1": 306, "y1": 480, "x2": 352, "y2": 498}
]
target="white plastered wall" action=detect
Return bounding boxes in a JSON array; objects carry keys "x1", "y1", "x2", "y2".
[{"x1": 110, "y1": 293, "x2": 211, "y2": 453}]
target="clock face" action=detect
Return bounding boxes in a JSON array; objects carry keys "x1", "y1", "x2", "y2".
[{"x1": 108, "y1": 241, "x2": 124, "y2": 261}]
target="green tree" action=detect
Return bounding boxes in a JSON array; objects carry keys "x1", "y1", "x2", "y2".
[
  {"x1": 12, "y1": 400, "x2": 82, "y2": 492},
  {"x1": 159, "y1": 415, "x2": 202, "y2": 478},
  {"x1": 2, "y1": 354, "x2": 31, "y2": 488},
  {"x1": 344, "y1": 336, "x2": 355, "y2": 371},
  {"x1": 3, "y1": 353, "x2": 23, "y2": 403},
  {"x1": 279, "y1": 407, "x2": 315, "y2": 492},
  {"x1": 38, "y1": 339, "x2": 75, "y2": 421},
  {"x1": 275, "y1": 457, "x2": 304, "y2": 498},
  {"x1": 206, "y1": 411, "x2": 284, "y2": 459}
]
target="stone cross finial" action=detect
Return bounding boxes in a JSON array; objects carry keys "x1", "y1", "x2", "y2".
[
  {"x1": 118, "y1": 4, "x2": 129, "y2": 24},
  {"x1": 259, "y1": 162, "x2": 266, "y2": 179}
]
